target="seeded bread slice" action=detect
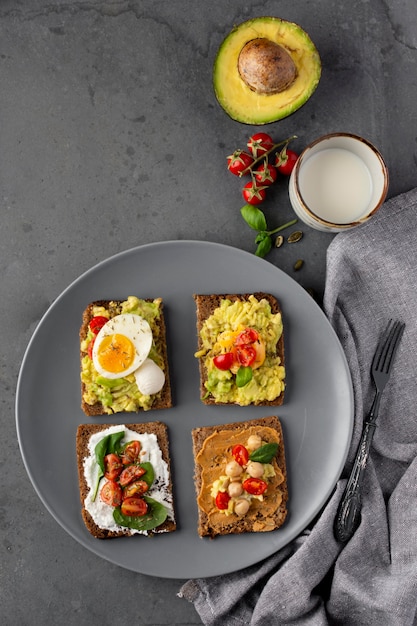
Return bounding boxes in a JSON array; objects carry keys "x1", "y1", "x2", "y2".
[
  {"x1": 76, "y1": 421, "x2": 176, "y2": 539},
  {"x1": 80, "y1": 298, "x2": 172, "y2": 416},
  {"x1": 192, "y1": 416, "x2": 288, "y2": 538},
  {"x1": 193, "y1": 292, "x2": 285, "y2": 406}
]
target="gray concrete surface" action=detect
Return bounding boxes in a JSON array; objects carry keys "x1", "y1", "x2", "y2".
[{"x1": 2, "y1": 1, "x2": 416, "y2": 624}]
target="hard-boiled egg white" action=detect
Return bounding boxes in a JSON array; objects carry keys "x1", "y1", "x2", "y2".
[
  {"x1": 134, "y1": 358, "x2": 165, "y2": 395},
  {"x1": 92, "y1": 313, "x2": 153, "y2": 379}
]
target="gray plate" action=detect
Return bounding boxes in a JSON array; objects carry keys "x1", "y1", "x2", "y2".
[{"x1": 16, "y1": 240, "x2": 353, "y2": 579}]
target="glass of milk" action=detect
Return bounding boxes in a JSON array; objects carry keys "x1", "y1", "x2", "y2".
[{"x1": 289, "y1": 133, "x2": 389, "y2": 232}]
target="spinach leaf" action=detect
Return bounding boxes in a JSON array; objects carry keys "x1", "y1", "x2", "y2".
[
  {"x1": 138, "y1": 462, "x2": 155, "y2": 489},
  {"x1": 113, "y1": 496, "x2": 168, "y2": 531},
  {"x1": 249, "y1": 442, "x2": 279, "y2": 463},
  {"x1": 236, "y1": 366, "x2": 253, "y2": 388}
]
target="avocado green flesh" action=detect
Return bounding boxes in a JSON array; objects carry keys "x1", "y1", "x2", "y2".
[{"x1": 213, "y1": 16, "x2": 321, "y2": 125}]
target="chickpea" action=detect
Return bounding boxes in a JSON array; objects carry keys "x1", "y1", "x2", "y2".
[
  {"x1": 225, "y1": 460, "x2": 243, "y2": 478},
  {"x1": 228, "y1": 481, "x2": 243, "y2": 498},
  {"x1": 234, "y1": 498, "x2": 250, "y2": 516},
  {"x1": 247, "y1": 461, "x2": 264, "y2": 478},
  {"x1": 246, "y1": 434, "x2": 262, "y2": 451}
]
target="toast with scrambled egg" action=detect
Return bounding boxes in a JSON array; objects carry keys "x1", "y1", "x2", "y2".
[
  {"x1": 194, "y1": 293, "x2": 285, "y2": 406},
  {"x1": 192, "y1": 416, "x2": 288, "y2": 538},
  {"x1": 80, "y1": 296, "x2": 172, "y2": 415}
]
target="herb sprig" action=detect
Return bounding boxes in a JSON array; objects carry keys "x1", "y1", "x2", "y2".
[{"x1": 241, "y1": 204, "x2": 297, "y2": 258}]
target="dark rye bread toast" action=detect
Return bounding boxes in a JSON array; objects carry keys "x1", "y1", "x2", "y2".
[
  {"x1": 80, "y1": 298, "x2": 172, "y2": 416},
  {"x1": 192, "y1": 416, "x2": 288, "y2": 538},
  {"x1": 76, "y1": 422, "x2": 176, "y2": 538},
  {"x1": 193, "y1": 292, "x2": 285, "y2": 406}
]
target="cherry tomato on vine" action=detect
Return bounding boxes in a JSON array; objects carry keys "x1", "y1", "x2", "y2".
[
  {"x1": 227, "y1": 150, "x2": 254, "y2": 176},
  {"x1": 242, "y1": 182, "x2": 267, "y2": 205},
  {"x1": 215, "y1": 491, "x2": 231, "y2": 510},
  {"x1": 232, "y1": 444, "x2": 249, "y2": 466},
  {"x1": 247, "y1": 132, "x2": 274, "y2": 158},
  {"x1": 121, "y1": 497, "x2": 148, "y2": 517},
  {"x1": 100, "y1": 480, "x2": 123, "y2": 507},
  {"x1": 242, "y1": 477, "x2": 268, "y2": 495},
  {"x1": 89, "y1": 316, "x2": 108, "y2": 334},
  {"x1": 254, "y1": 162, "x2": 278, "y2": 186},
  {"x1": 213, "y1": 352, "x2": 236, "y2": 371},
  {"x1": 276, "y1": 149, "x2": 299, "y2": 175}
]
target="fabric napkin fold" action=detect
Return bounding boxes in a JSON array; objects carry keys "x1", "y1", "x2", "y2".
[{"x1": 180, "y1": 187, "x2": 417, "y2": 625}]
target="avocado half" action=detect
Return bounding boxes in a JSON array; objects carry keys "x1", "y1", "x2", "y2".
[{"x1": 213, "y1": 16, "x2": 321, "y2": 125}]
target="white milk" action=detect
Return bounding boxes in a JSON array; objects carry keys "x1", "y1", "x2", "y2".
[{"x1": 298, "y1": 148, "x2": 373, "y2": 223}]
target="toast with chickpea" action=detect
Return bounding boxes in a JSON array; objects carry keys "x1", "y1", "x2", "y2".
[{"x1": 192, "y1": 416, "x2": 288, "y2": 538}]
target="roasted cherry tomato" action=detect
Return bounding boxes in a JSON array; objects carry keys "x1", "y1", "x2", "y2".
[
  {"x1": 103, "y1": 453, "x2": 123, "y2": 481},
  {"x1": 232, "y1": 444, "x2": 249, "y2": 466},
  {"x1": 213, "y1": 352, "x2": 236, "y2": 371},
  {"x1": 242, "y1": 182, "x2": 267, "y2": 205},
  {"x1": 227, "y1": 150, "x2": 254, "y2": 176},
  {"x1": 121, "y1": 496, "x2": 148, "y2": 517},
  {"x1": 100, "y1": 480, "x2": 122, "y2": 507},
  {"x1": 119, "y1": 465, "x2": 146, "y2": 487},
  {"x1": 123, "y1": 479, "x2": 149, "y2": 499},
  {"x1": 247, "y1": 132, "x2": 274, "y2": 158},
  {"x1": 89, "y1": 315, "x2": 109, "y2": 334},
  {"x1": 215, "y1": 491, "x2": 231, "y2": 510},
  {"x1": 275, "y1": 149, "x2": 299, "y2": 176},
  {"x1": 242, "y1": 477, "x2": 268, "y2": 495},
  {"x1": 235, "y1": 345, "x2": 257, "y2": 367},
  {"x1": 121, "y1": 440, "x2": 141, "y2": 465},
  {"x1": 254, "y1": 162, "x2": 277, "y2": 186},
  {"x1": 235, "y1": 328, "x2": 259, "y2": 345}
]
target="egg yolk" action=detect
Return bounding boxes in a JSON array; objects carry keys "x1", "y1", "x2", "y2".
[{"x1": 97, "y1": 333, "x2": 135, "y2": 374}]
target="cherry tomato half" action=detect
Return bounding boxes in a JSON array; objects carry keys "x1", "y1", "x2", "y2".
[
  {"x1": 235, "y1": 328, "x2": 259, "y2": 346},
  {"x1": 104, "y1": 453, "x2": 123, "y2": 481},
  {"x1": 213, "y1": 352, "x2": 236, "y2": 371},
  {"x1": 123, "y1": 479, "x2": 149, "y2": 499},
  {"x1": 227, "y1": 150, "x2": 254, "y2": 176},
  {"x1": 119, "y1": 465, "x2": 146, "y2": 487},
  {"x1": 215, "y1": 491, "x2": 231, "y2": 510},
  {"x1": 100, "y1": 480, "x2": 123, "y2": 507},
  {"x1": 242, "y1": 477, "x2": 268, "y2": 495},
  {"x1": 232, "y1": 444, "x2": 249, "y2": 466},
  {"x1": 121, "y1": 497, "x2": 148, "y2": 517},
  {"x1": 275, "y1": 149, "x2": 299, "y2": 176},
  {"x1": 87, "y1": 336, "x2": 96, "y2": 359},
  {"x1": 254, "y1": 162, "x2": 277, "y2": 186},
  {"x1": 89, "y1": 315, "x2": 109, "y2": 334},
  {"x1": 235, "y1": 345, "x2": 257, "y2": 367},
  {"x1": 247, "y1": 132, "x2": 274, "y2": 158},
  {"x1": 121, "y1": 440, "x2": 141, "y2": 465},
  {"x1": 242, "y1": 182, "x2": 267, "y2": 205}
]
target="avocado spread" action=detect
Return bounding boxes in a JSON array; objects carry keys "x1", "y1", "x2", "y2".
[
  {"x1": 81, "y1": 296, "x2": 165, "y2": 413},
  {"x1": 195, "y1": 295, "x2": 285, "y2": 405}
]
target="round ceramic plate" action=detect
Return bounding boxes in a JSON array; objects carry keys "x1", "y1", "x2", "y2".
[{"x1": 16, "y1": 241, "x2": 353, "y2": 579}]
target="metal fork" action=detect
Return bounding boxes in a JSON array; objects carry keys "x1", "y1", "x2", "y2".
[{"x1": 334, "y1": 319, "x2": 405, "y2": 542}]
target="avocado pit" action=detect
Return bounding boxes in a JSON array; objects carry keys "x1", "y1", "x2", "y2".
[{"x1": 238, "y1": 38, "x2": 297, "y2": 95}]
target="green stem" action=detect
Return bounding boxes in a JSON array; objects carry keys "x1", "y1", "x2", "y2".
[
  {"x1": 239, "y1": 135, "x2": 297, "y2": 177},
  {"x1": 267, "y1": 218, "x2": 298, "y2": 235}
]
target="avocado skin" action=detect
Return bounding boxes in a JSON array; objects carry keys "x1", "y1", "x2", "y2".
[{"x1": 213, "y1": 16, "x2": 321, "y2": 125}]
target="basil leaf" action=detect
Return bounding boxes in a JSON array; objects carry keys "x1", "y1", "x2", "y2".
[
  {"x1": 241, "y1": 204, "x2": 267, "y2": 231},
  {"x1": 236, "y1": 366, "x2": 253, "y2": 387},
  {"x1": 138, "y1": 462, "x2": 155, "y2": 488},
  {"x1": 113, "y1": 497, "x2": 168, "y2": 531},
  {"x1": 255, "y1": 235, "x2": 272, "y2": 258},
  {"x1": 249, "y1": 442, "x2": 279, "y2": 463},
  {"x1": 92, "y1": 430, "x2": 124, "y2": 501}
]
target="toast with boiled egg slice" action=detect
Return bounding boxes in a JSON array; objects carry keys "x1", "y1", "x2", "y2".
[
  {"x1": 193, "y1": 293, "x2": 285, "y2": 406},
  {"x1": 80, "y1": 296, "x2": 172, "y2": 415}
]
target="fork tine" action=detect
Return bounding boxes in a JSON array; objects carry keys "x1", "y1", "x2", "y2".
[{"x1": 373, "y1": 320, "x2": 405, "y2": 373}]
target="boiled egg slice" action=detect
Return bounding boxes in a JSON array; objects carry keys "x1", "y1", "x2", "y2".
[
  {"x1": 134, "y1": 358, "x2": 165, "y2": 395},
  {"x1": 92, "y1": 313, "x2": 153, "y2": 379}
]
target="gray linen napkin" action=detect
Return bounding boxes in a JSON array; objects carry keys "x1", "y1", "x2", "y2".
[{"x1": 179, "y1": 187, "x2": 417, "y2": 625}]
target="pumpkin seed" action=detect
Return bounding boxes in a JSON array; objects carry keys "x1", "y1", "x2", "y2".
[
  {"x1": 294, "y1": 259, "x2": 304, "y2": 271},
  {"x1": 287, "y1": 230, "x2": 303, "y2": 243},
  {"x1": 274, "y1": 235, "x2": 284, "y2": 248}
]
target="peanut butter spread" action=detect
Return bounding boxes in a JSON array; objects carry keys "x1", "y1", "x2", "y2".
[{"x1": 196, "y1": 425, "x2": 285, "y2": 533}]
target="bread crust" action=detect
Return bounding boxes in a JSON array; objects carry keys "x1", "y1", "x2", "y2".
[
  {"x1": 193, "y1": 292, "x2": 285, "y2": 406},
  {"x1": 76, "y1": 421, "x2": 176, "y2": 539},
  {"x1": 80, "y1": 298, "x2": 172, "y2": 416},
  {"x1": 192, "y1": 416, "x2": 288, "y2": 538}
]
